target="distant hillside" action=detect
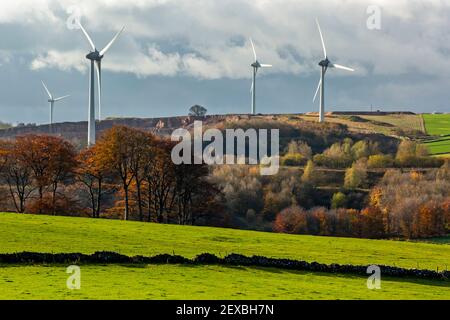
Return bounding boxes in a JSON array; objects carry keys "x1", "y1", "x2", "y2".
[
  {"x1": 0, "y1": 115, "x2": 242, "y2": 147},
  {"x1": 0, "y1": 113, "x2": 401, "y2": 154}
]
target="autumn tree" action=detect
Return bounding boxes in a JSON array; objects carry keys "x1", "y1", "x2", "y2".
[
  {"x1": 47, "y1": 138, "x2": 77, "y2": 215},
  {"x1": 14, "y1": 135, "x2": 77, "y2": 214},
  {"x1": 173, "y1": 162, "x2": 218, "y2": 225},
  {"x1": 301, "y1": 160, "x2": 317, "y2": 184},
  {"x1": 0, "y1": 141, "x2": 34, "y2": 212},
  {"x1": 344, "y1": 159, "x2": 367, "y2": 189},
  {"x1": 146, "y1": 139, "x2": 177, "y2": 223},
  {"x1": 129, "y1": 131, "x2": 157, "y2": 221},
  {"x1": 76, "y1": 146, "x2": 113, "y2": 218},
  {"x1": 95, "y1": 126, "x2": 143, "y2": 220}
]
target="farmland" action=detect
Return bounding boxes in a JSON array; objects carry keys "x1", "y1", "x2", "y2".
[
  {"x1": 1, "y1": 213, "x2": 450, "y2": 270},
  {"x1": 298, "y1": 113, "x2": 425, "y2": 136},
  {"x1": 0, "y1": 212, "x2": 450, "y2": 300},
  {"x1": 423, "y1": 114, "x2": 450, "y2": 156},
  {"x1": 1, "y1": 264, "x2": 449, "y2": 300}
]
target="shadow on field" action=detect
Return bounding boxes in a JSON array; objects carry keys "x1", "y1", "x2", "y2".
[{"x1": 159, "y1": 263, "x2": 450, "y2": 288}]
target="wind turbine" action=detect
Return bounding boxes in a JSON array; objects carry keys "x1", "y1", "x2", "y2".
[
  {"x1": 313, "y1": 19, "x2": 355, "y2": 123},
  {"x1": 250, "y1": 38, "x2": 272, "y2": 115},
  {"x1": 41, "y1": 81, "x2": 70, "y2": 133},
  {"x1": 78, "y1": 22, "x2": 125, "y2": 146}
]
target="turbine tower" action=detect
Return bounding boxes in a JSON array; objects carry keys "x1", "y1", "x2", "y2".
[
  {"x1": 78, "y1": 22, "x2": 124, "y2": 146},
  {"x1": 313, "y1": 19, "x2": 355, "y2": 123},
  {"x1": 250, "y1": 38, "x2": 272, "y2": 115},
  {"x1": 41, "y1": 81, "x2": 70, "y2": 133}
]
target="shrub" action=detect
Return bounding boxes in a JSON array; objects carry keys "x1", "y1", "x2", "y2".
[
  {"x1": 331, "y1": 192, "x2": 347, "y2": 209},
  {"x1": 281, "y1": 153, "x2": 306, "y2": 166},
  {"x1": 286, "y1": 141, "x2": 312, "y2": 159},
  {"x1": 344, "y1": 160, "x2": 367, "y2": 189},
  {"x1": 301, "y1": 160, "x2": 317, "y2": 184},
  {"x1": 367, "y1": 154, "x2": 394, "y2": 168},
  {"x1": 273, "y1": 206, "x2": 308, "y2": 234}
]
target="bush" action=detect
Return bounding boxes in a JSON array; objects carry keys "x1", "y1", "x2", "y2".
[
  {"x1": 273, "y1": 206, "x2": 308, "y2": 234},
  {"x1": 367, "y1": 154, "x2": 394, "y2": 168},
  {"x1": 286, "y1": 140, "x2": 312, "y2": 159},
  {"x1": 395, "y1": 140, "x2": 444, "y2": 168},
  {"x1": 331, "y1": 192, "x2": 347, "y2": 209},
  {"x1": 281, "y1": 153, "x2": 307, "y2": 166},
  {"x1": 344, "y1": 160, "x2": 368, "y2": 189}
]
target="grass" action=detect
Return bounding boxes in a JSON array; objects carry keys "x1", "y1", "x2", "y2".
[
  {"x1": 423, "y1": 114, "x2": 450, "y2": 156},
  {"x1": 415, "y1": 236, "x2": 450, "y2": 245},
  {"x1": 423, "y1": 137, "x2": 450, "y2": 155},
  {"x1": 298, "y1": 114, "x2": 424, "y2": 136},
  {"x1": 1, "y1": 264, "x2": 449, "y2": 300},
  {"x1": 1, "y1": 212, "x2": 450, "y2": 271},
  {"x1": 360, "y1": 115, "x2": 424, "y2": 133},
  {"x1": 423, "y1": 114, "x2": 450, "y2": 136}
]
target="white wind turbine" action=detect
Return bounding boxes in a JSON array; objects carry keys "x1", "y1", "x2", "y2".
[
  {"x1": 313, "y1": 19, "x2": 355, "y2": 123},
  {"x1": 250, "y1": 38, "x2": 272, "y2": 115},
  {"x1": 78, "y1": 22, "x2": 125, "y2": 146},
  {"x1": 41, "y1": 81, "x2": 70, "y2": 133}
]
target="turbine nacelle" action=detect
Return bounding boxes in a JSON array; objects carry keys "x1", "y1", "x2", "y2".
[
  {"x1": 251, "y1": 61, "x2": 261, "y2": 68},
  {"x1": 86, "y1": 50, "x2": 103, "y2": 61},
  {"x1": 319, "y1": 58, "x2": 330, "y2": 68}
]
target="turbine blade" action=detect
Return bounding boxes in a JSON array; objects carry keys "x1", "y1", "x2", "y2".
[
  {"x1": 96, "y1": 60, "x2": 102, "y2": 120},
  {"x1": 313, "y1": 78, "x2": 322, "y2": 103},
  {"x1": 100, "y1": 26, "x2": 125, "y2": 56},
  {"x1": 331, "y1": 63, "x2": 355, "y2": 72},
  {"x1": 54, "y1": 95, "x2": 70, "y2": 102},
  {"x1": 78, "y1": 21, "x2": 96, "y2": 51},
  {"x1": 41, "y1": 81, "x2": 53, "y2": 100},
  {"x1": 250, "y1": 38, "x2": 257, "y2": 62},
  {"x1": 260, "y1": 64, "x2": 272, "y2": 68},
  {"x1": 250, "y1": 81, "x2": 253, "y2": 93},
  {"x1": 316, "y1": 19, "x2": 327, "y2": 58}
]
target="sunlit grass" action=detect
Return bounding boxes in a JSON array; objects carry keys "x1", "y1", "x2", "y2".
[
  {"x1": 1, "y1": 212, "x2": 449, "y2": 271},
  {"x1": 1, "y1": 264, "x2": 449, "y2": 300}
]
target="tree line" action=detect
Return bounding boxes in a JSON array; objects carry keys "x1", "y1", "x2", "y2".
[
  {"x1": 274, "y1": 165, "x2": 450, "y2": 239},
  {"x1": 0, "y1": 126, "x2": 217, "y2": 224}
]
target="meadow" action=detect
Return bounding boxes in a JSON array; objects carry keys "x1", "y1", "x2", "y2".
[
  {"x1": 299, "y1": 113, "x2": 425, "y2": 136},
  {"x1": 1, "y1": 212, "x2": 450, "y2": 300},
  {"x1": 1, "y1": 212, "x2": 450, "y2": 270},
  {"x1": 1, "y1": 264, "x2": 449, "y2": 300},
  {"x1": 423, "y1": 114, "x2": 450, "y2": 156}
]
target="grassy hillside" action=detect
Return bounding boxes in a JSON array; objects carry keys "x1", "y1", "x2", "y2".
[
  {"x1": 1, "y1": 213, "x2": 450, "y2": 300},
  {"x1": 1, "y1": 213, "x2": 449, "y2": 270},
  {"x1": 1, "y1": 264, "x2": 449, "y2": 300},
  {"x1": 423, "y1": 114, "x2": 450, "y2": 156},
  {"x1": 423, "y1": 114, "x2": 450, "y2": 135},
  {"x1": 299, "y1": 114, "x2": 424, "y2": 136}
]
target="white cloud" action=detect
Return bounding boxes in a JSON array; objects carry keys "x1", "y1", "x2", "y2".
[
  {"x1": 2, "y1": 0, "x2": 450, "y2": 80},
  {"x1": 31, "y1": 50, "x2": 87, "y2": 73}
]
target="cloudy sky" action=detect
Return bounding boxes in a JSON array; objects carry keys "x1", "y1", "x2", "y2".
[{"x1": 0, "y1": 0, "x2": 449, "y2": 124}]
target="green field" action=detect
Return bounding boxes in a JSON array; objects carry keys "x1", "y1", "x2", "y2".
[
  {"x1": 1, "y1": 213, "x2": 450, "y2": 270},
  {"x1": 1, "y1": 212, "x2": 449, "y2": 300},
  {"x1": 423, "y1": 114, "x2": 450, "y2": 155},
  {"x1": 1, "y1": 264, "x2": 449, "y2": 300}
]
